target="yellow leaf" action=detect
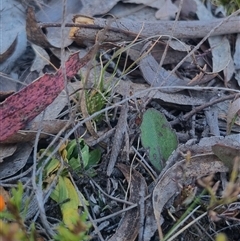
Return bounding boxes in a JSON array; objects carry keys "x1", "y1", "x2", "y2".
[
  {"x1": 61, "y1": 177, "x2": 88, "y2": 229},
  {"x1": 215, "y1": 233, "x2": 228, "y2": 241}
]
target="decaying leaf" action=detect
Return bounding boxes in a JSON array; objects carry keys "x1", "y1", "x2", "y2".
[
  {"x1": 212, "y1": 143, "x2": 240, "y2": 171},
  {"x1": 152, "y1": 154, "x2": 228, "y2": 237},
  {"x1": 0, "y1": 0, "x2": 27, "y2": 74},
  {"x1": 0, "y1": 144, "x2": 17, "y2": 162},
  {"x1": 35, "y1": 0, "x2": 82, "y2": 48},
  {"x1": 0, "y1": 48, "x2": 94, "y2": 142},
  {"x1": 226, "y1": 97, "x2": 240, "y2": 134},
  {"x1": 26, "y1": 7, "x2": 53, "y2": 48},
  {"x1": 80, "y1": 0, "x2": 120, "y2": 16},
  {"x1": 139, "y1": 44, "x2": 189, "y2": 92},
  {"x1": 0, "y1": 143, "x2": 32, "y2": 180},
  {"x1": 194, "y1": 0, "x2": 234, "y2": 80},
  {"x1": 140, "y1": 108, "x2": 178, "y2": 171},
  {"x1": 107, "y1": 164, "x2": 147, "y2": 241}
]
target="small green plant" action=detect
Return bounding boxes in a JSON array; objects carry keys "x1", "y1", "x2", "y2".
[
  {"x1": 82, "y1": 53, "x2": 121, "y2": 122},
  {"x1": 64, "y1": 137, "x2": 101, "y2": 172},
  {"x1": 39, "y1": 138, "x2": 101, "y2": 228},
  {"x1": 0, "y1": 183, "x2": 91, "y2": 241},
  {"x1": 0, "y1": 183, "x2": 37, "y2": 241}
]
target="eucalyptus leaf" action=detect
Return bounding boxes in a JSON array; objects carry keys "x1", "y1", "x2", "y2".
[{"x1": 212, "y1": 144, "x2": 240, "y2": 171}]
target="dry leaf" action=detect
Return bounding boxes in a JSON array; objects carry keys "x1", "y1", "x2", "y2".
[
  {"x1": 174, "y1": 0, "x2": 197, "y2": 18},
  {"x1": 227, "y1": 97, "x2": 240, "y2": 134},
  {"x1": 139, "y1": 43, "x2": 189, "y2": 92},
  {"x1": 212, "y1": 143, "x2": 240, "y2": 171},
  {"x1": 0, "y1": 49, "x2": 94, "y2": 142},
  {"x1": 153, "y1": 154, "x2": 228, "y2": 236},
  {"x1": 0, "y1": 0, "x2": 27, "y2": 74},
  {"x1": 155, "y1": 0, "x2": 178, "y2": 20},
  {"x1": 30, "y1": 45, "x2": 50, "y2": 73},
  {"x1": 80, "y1": 0, "x2": 120, "y2": 16},
  {"x1": 194, "y1": 0, "x2": 234, "y2": 80},
  {"x1": 0, "y1": 186, "x2": 10, "y2": 203},
  {"x1": 0, "y1": 144, "x2": 17, "y2": 162},
  {"x1": 233, "y1": 34, "x2": 240, "y2": 86},
  {"x1": 35, "y1": 0, "x2": 82, "y2": 48},
  {"x1": 26, "y1": 7, "x2": 53, "y2": 48},
  {"x1": 1, "y1": 120, "x2": 69, "y2": 144},
  {"x1": 0, "y1": 143, "x2": 32, "y2": 179}
]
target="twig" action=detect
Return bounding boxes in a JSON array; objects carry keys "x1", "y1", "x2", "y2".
[
  {"x1": 131, "y1": 146, "x2": 158, "y2": 181},
  {"x1": 107, "y1": 81, "x2": 129, "y2": 176},
  {"x1": 69, "y1": 174, "x2": 105, "y2": 241},
  {"x1": 165, "y1": 9, "x2": 240, "y2": 81},
  {"x1": 35, "y1": 85, "x2": 240, "y2": 180},
  {"x1": 182, "y1": 93, "x2": 239, "y2": 122},
  {"x1": 38, "y1": 14, "x2": 240, "y2": 39},
  {"x1": 90, "y1": 179, "x2": 134, "y2": 205},
  {"x1": 93, "y1": 194, "x2": 151, "y2": 223},
  {"x1": 31, "y1": 111, "x2": 55, "y2": 237},
  {"x1": 166, "y1": 209, "x2": 207, "y2": 241}
]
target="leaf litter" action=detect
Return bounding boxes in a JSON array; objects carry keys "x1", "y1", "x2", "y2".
[{"x1": 0, "y1": 0, "x2": 240, "y2": 241}]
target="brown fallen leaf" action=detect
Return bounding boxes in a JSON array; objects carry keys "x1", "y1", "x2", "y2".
[
  {"x1": 139, "y1": 42, "x2": 189, "y2": 92},
  {"x1": 0, "y1": 1, "x2": 27, "y2": 74},
  {"x1": 0, "y1": 48, "x2": 94, "y2": 142},
  {"x1": 0, "y1": 37, "x2": 17, "y2": 65},
  {"x1": 1, "y1": 120, "x2": 69, "y2": 144},
  {"x1": 227, "y1": 97, "x2": 240, "y2": 134},
  {"x1": 0, "y1": 144, "x2": 17, "y2": 162},
  {"x1": 212, "y1": 143, "x2": 240, "y2": 171},
  {"x1": 26, "y1": 7, "x2": 53, "y2": 48},
  {"x1": 0, "y1": 142, "x2": 32, "y2": 180},
  {"x1": 152, "y1": 154, "x2": 228, "y2": 239},
  {"x1": 107, "y1": 164, "x2": 147, "y2": 241}
]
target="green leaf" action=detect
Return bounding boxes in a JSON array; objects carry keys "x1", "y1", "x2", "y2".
[
  {"x1": 11, "y1": 182, "x2": 24, "y2": 211},
  {"x1": 81, "y1": 144, "x2": 90, "y2": 168},
  {"x1": 51, "y1": 176, "x2": 68, "y2": 203},
  {"x1": 69, "y1": 156, "x2": 81, "y2": 171},
  {"x1": 86, "y1": 148, "x2": 101, "y2": 169},
  {"x1": 140, "y1": 108, "x2": 178, "y2": 171},
  {"x1": 66, "y1": 139, "x2": 77, "y2": 160}
]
